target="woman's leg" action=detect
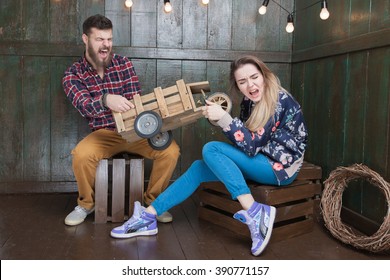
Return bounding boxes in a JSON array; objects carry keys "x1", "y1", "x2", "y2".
[
  {"x1": 200, "y1": 141, "x2": 277, "y2": 256},
  {"x1": 111, "y1": 159, "x2": 218, "y2": 238},
  {"x1": 123, "y1": 138, "x2": 180, "y2": 206},
  {"x1": 152, "y1": 140, "x2": 288, "y2": 214},
  {"x1": 151, "y1": 159, "x2": 219, "y2": 216},
  {"x1": 201, "y1": 141, "x2": 278, "y2": 199},
  {"x1": 201, "y1": 141, "x2": 296, "y2": 210}
]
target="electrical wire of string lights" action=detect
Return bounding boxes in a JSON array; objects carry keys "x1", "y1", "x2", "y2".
[{"x1": 258, "y1": 0, "x2": 330, "y2": 32}]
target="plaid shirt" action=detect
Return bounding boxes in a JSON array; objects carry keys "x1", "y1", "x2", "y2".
[{"x1": 62, "y1": 54, "x2": 141, "y2": 131}]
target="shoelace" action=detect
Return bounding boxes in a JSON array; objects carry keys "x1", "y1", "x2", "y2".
[
  {"x1": 124, "y1": 211, "x2": 144, "y2": 229},
  {"x1": 248, "y1": 220, "x2": 261, "y2": 239},
  {"x1": 74, "y1": 205, "x2": 87, "y2": 213}
]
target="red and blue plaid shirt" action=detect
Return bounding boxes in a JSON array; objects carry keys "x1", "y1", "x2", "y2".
[{"x1": 62, "y1": 54, "x2": 141, "y2": 131}]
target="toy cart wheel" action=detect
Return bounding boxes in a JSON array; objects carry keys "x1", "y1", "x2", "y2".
[
  {"x1": 206, "y1": 92, "x2": 233, "y2": 126},
  {"x1": 148, "y1": 130, "x2": 173, "y2": 150},
  {"x1": 134, "y1": 111, "x2": 162, "y2": 138}
]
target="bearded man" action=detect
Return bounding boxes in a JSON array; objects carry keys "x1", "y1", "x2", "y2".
[{"x1": 62, "y1": 14, "x2": 179, "y2": 226}]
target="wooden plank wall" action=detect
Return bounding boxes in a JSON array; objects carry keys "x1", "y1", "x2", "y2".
[
  {"x1": 0, "y1": 0, "x2": 293, "y2": 193},
  {"x1": 291, "y1": 0, "x2": 390, "y2": 226}
]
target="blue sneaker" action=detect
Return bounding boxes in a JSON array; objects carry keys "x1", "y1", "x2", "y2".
[
  {"x1": 110, "y1": 201, "x2": 158, "y2": 239},
  {"x1": 233, "y1": 202, "x2": 276, "y2": 256}
]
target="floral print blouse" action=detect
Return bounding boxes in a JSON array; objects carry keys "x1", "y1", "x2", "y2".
[{"x1": 222, "y1": 91, "x2": 308, "y2": 184}]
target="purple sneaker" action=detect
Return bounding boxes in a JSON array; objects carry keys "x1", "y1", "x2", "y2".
[
  {"x1": 233, "y1": 202, "x2": 276, "y2": 256},
  {"x1": 110, "y1": 201, "x2": 158, "y2": 239}
]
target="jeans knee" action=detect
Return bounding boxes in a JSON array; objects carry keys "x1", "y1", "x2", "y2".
[{"x1": 202, "y1": 141, "x2": 219, "y2": 158}]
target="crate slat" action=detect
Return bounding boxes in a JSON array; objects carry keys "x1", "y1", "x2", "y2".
[
  {"x1": 133, "y1": 94, "x2": 144, "y2": 115},
  {"x1": 95, "y1": 160, "x2": 109, "y2": 223},
  {"x1": 250, "y1": 182, "x2": 322, "y2": 205},
  {"x1": 176, "y1": 79, "x2": 192, "y2": 111},
  {"x1": 111, "y1": 159, "x2": 126, "y2": 223},
  {"x1": 154, "y1": 87, "x2": 170, "y2": 118},
  {"x1": 129, "y1": 158, "x2": 144, "y2": 215}
]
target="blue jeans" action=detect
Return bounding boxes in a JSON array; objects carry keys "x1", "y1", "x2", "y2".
[{"x1": 151, "y1": 141, "x2": 297, "y2": 216}]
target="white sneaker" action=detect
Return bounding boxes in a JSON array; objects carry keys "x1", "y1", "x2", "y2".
[
  {"x1": 64, "y1": 205, "x2": 95, "y2": 226},
  {"x1": 156, "y1": 211, "x2": 173, "y2": 223}
]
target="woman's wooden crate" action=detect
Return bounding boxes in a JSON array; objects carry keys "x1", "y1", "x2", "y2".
[
  {"x1": 113, "y1": 79, "x2": 210, "y2": 143},
  {"x1": 197, "y1": 162, "x2": 322, "y2": 242}
]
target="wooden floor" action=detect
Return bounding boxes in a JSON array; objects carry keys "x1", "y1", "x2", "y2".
[{"x1": 0, "y1": 193, "x2": 389, "y2": 260}]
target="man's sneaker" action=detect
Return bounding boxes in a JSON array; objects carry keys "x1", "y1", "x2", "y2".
[
  {"x1": 64, "y1": 205, "x2": 95, "y2": 226},
  {"x1": 156, "y1": 211, "x2": 173, "y2": 223},
  {"x1": 110, "y1": 201, "x2": 158, "y2": 239},
  {"x1": 233, "y1": 202, "x2": 276, "y2": 256}
]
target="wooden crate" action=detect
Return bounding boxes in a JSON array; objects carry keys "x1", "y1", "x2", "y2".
[
  {"x1": 113, "y1": 79, "x2": 210, "y2": 143},
  {"x1": 94, "y1": 154, "x2": 144, "y2": 223},
  {"x1": 197, "y1": 162, "x2": 322, "y2": 242}
]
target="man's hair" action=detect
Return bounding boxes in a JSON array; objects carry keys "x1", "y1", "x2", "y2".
[{"x1": 82, "y1": 14, "x2": 113, "y2": 35}]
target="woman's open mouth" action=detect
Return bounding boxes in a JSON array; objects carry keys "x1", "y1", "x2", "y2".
[{"x1": 249, "y1": 89, "x2": 260, "y2": 99}]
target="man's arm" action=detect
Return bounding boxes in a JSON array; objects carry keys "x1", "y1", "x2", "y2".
[{"x1": 62, "y1": 73, "x2": 107, "y2": 118}]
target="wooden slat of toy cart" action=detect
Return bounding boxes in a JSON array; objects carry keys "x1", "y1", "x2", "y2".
[{"x1": 113, "y1": 79, "x2": 210, "y2": 143}]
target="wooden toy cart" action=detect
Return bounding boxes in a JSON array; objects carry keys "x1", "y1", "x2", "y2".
[{"x1": 113, "y1": 79, "x2": 232, "y2": 149}]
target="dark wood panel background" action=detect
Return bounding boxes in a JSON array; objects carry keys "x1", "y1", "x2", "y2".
[
  {"x1": 292, "y1": 0, "x2": 390, "y2": 226},
  {"x1": 0, "y1": 0, "x2": 389, "y2": 228}
]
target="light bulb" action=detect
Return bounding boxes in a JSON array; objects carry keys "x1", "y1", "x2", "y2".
[
  {"x1": 258, "y1": 5, "x2": 267, "y2": 15},
  {"x1": 201, "y1": 0, "x2": 209, "y2": 5},
  {"x1": 124, "y1": 0, "x2": 133, "y2": 8},
  {"x1": 286, "y1": 22, "x2": 294, "y2": 33},
  {"x1": 320, "y1": 8, "x2": 330, "y2": 20},
  {"x1": 164, "y1": 1, "x2": 172, "y2": 13},
  {"x1": 286, "y1": 14, "x2": 294, "y2": 33},
  {"x1": 258, "y1": 0, "x2": 269, "y2": 15},
  {"x1": 320, "y1": 1, "x2": 330, "y2": 20}
]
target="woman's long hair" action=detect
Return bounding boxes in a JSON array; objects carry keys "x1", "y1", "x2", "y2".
[{"x1": 230, "y1": 55, "x2": 283, "y2": 132}]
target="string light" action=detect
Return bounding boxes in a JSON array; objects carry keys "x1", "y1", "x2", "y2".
[
  {"x1": 258, "y1": 0, "x2": 330, "y2": 33},
  {"x1": 124, "y1": 0, "x2": 133, "y2": 8},
  {"x1": 258, "y1": 0, "x2": 269, "y2": 15},
  {"x1": 285, "y1": 14, "x2": 294, "y2": 33},
  {"x1": 164, "y1": 0, "x2": 172, "y2": 13},
  {"x1": 320, "y1": 0, "x2": 330, "y2": 20}
]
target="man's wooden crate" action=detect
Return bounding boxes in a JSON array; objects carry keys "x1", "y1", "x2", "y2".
[
  {"x1": 94, "y1": 154, "x2": 144, "y2": 223},
  {"x1": 197, "y1": 162, "x2": 322, "y2": 242}
]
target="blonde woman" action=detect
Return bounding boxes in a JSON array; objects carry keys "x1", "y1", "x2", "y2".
[{"x1": 111, "y1": 55, "x2": 308, "y2": 256}]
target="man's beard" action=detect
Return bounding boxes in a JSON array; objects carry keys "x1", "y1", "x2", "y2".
[{"x1": 87, "y1": 43, "x2": 112, "y2": 68}]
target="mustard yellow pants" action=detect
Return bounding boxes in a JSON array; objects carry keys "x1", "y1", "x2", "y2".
[{"x1": 71, "y1": 129, "x2": 180, "y2": 210}]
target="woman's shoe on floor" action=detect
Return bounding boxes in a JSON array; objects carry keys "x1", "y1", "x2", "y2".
[
  {"x1": 233, "y1": 201, "x2": 276, "y2": 256},
  {"x1": 110, "y1": 201, "x2": 158, "y2": 238}
]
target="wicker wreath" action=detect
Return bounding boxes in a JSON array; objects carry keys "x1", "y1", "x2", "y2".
[{"x1": 321, "y1": 163, "x2": 390, "y2": 253}]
